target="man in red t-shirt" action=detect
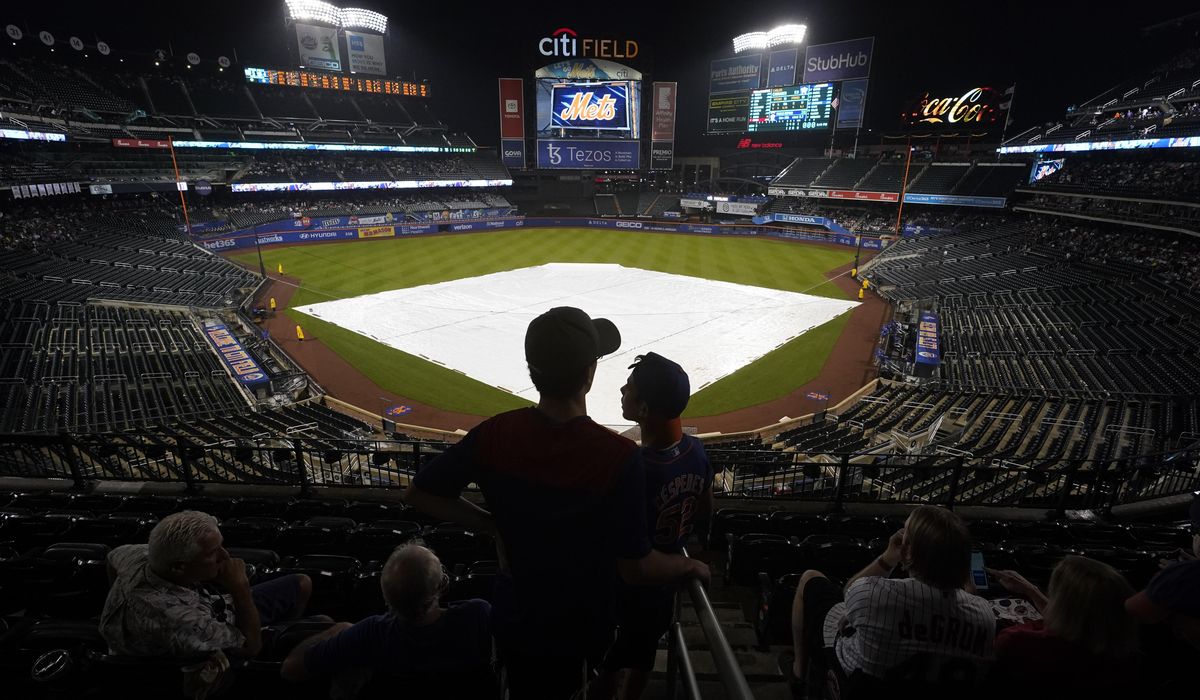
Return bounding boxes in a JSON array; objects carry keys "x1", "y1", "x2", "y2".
[{"x1": 404, "y1": 307, "x2": 709, "y2": 700}]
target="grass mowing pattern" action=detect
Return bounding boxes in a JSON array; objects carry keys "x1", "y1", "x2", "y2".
[{"x1": 234, "y1": 228, "x2": 855, "y2": 417}]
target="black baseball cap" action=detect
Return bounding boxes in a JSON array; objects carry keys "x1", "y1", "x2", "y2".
[
  {"x1": 525, "y1": 307, "x2": 620, "y2": 379},
  {"x1": 628, "y1": 352, "x2": 691, "y2": 419}
]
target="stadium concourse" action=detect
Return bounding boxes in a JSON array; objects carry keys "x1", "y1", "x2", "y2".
[{"x1": 1, "y1": 7, "x2": 1200, "y2": 700}]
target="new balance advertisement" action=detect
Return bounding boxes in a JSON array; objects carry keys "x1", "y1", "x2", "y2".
[
  {"x1": 707, "y1": 93, "x2": 750, "y2": 134},
  {"x1": 294, "y1": 23, "x2": 341, "y2": 71},
  {"x1": 709, "y1": 55, "x2": 762, "y2": 94},
  {"x1": 345, "y1": 31, "x2": 386, "y2": 75},
  {"x1": 802, "y1": 36, "x2": 874, "y2": 83},
  {"x1": 837, "y1": 78, "x2": 869, "y2": 129},
  {"x1": 536, "y1": 139, "x2": 640, "y2": 169},
  {"x1": 650, "y1": 141, "x2": 674, "y2": 170},
  {"x1": 766, "y1": 48, "x2": 799, "y2": 88}
]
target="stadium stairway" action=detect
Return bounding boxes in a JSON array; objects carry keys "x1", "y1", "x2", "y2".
[{"x1": 650, "y1": 547, "x2": 795, "y2": 699}]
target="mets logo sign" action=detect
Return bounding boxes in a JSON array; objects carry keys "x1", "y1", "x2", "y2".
[{"x1": 386, "y1": 405, "x2": 413, "y2": 417}]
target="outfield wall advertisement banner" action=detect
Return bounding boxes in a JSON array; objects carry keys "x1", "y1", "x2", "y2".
[
  {"x1": 345, "y1": 31, "x2": 386, "y2": 75},
  {"x1": 715, "y1": 201, "x2": 759, "y2": 217},
  {"x1": 766, "y1": 187, "x2": 900, "y2": 202},
  {"x1": 201, "y1": 217, "x2": 885, "y2": 253},
  {"x1": 902, "y1": 193, "x2": 1006, "y2": 208},
  {"x1": 294, "y1": 23, "x2": 341, "y2": 71},
  {"x1": 112, "y1": 138, "x2": 170, "y2": 149},
  {"x1": 766, "y1": 48, "x2": 799, "y2": 88},
  {"x1": 707, "y1": 93, "x2": 750, "y2": 134},
  {"x1": 536, "y1": 139, "x2": 640, "y2": 169},
  {"x1": 837, "y1": 78, "x2": 869, "y2": 129},
  {"x1": 202, "y1": 323, "x2": 268, "y2": 385},
  {"x1": 498, "y1": 78, "x2": 526, "y2": 139},
  {"x1": 709, "y1": 55, "x2": 762, "y2": 94},
  {"x1": 802, "y1": 36, "x2": 873, "y2": 83}
]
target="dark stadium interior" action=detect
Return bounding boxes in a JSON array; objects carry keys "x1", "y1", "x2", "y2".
[{"x1": 1, "y1": 1, "x2": 1199, "y2": 699}]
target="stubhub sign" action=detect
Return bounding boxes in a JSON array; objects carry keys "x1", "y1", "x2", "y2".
[{"x1": 536, "y1": 139, "x2": 640, "y2": 170}]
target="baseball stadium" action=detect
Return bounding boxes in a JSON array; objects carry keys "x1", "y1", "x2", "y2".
[{"x1": 0, "y1": 1, "x2": 1197, "y2": 698}]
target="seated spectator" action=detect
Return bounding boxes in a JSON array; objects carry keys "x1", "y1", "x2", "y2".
[
  {"x1": 100, "y1": 510, "x2": 315, "y2": 658},
  {"x1": 281, "y1": 544, "x2": 492, "y2": 693},
  {"x1": 1125, "y1": 493, "x2": 1200, "y2": 650},
  {"x1": 787, "y1": 505, "x2": 994, "y2": 695},
  {"x1": 988, "y1": 556, "x2": 1140, "y2": 693}
]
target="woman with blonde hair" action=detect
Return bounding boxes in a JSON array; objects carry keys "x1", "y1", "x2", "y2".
[{"x1": 989, "y1": 555, "x2": 1140, "y2": 691}]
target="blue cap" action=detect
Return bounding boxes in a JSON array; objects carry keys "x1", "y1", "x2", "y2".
[{"x1": 628, "y1": 352, "x2": 690, "y2": 419}]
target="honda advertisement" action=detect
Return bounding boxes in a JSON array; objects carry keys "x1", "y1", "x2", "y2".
[
  {"x1": 536, "y1": 139, "x2": 640, "y2": 170},
  {"x1": 802, "y1": 36, "x2": 874, "y2": 83}
]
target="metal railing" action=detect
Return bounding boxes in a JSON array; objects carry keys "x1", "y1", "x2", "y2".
[
  {"x1": 706, "y1": 446, "x2": 1200, "y2": 513},
  {"x1": 0, "y1": 434, "x2": 1196, "y2": 512},
  {"x1": 665, "y1": 548, "x2": 754, "y2": 700}
]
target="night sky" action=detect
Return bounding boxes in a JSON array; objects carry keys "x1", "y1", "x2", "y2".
[{"x1": 7, "y1": 2, "x2": 1199, "y2": 153}]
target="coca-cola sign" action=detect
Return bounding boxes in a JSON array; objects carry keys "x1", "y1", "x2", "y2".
[{"x1": 903, "y1": 87, "x2": 1004, "y2": 129}]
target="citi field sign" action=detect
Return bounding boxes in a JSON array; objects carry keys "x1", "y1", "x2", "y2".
[{"x1": 538, "y1": 27, "x2": 639, "y2": 60}]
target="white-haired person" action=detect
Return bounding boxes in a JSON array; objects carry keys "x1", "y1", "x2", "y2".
[
  {"x1": 100, "y1": 510, "x2": 316, "y2": 658},
  {"x1": 989, "y1": 555, "x2": 1140, "y2": 694},
  {"x1": 280, "y1": 543, "x2": 492, "y2": 688}
]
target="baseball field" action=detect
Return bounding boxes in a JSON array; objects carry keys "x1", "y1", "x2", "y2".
[{"x1": 233, "y1": 227, "x2": 858, "y2": 420}]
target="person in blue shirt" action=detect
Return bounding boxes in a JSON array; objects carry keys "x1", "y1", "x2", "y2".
[
  {"x1": 591, "y1": 352, "x2": 714, "y2": 700},
  {"x1": 403, "y1": 308, "x2": 709, "y2": 700},
  {"x1": 280, "y1": 543, "x2": 492, "y2": 693}
]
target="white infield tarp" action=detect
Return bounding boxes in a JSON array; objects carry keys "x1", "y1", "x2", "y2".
[{"x1": 295, "y1": 263, "x2": 857, "y2": 427}]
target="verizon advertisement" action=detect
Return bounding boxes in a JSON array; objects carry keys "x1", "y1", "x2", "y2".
[
  {"x1": 498, "y1": 78, "x2": 526, "y2": 139},
  {"x1": 651, "y1": 82, "x2": 677, "y2": 141}
]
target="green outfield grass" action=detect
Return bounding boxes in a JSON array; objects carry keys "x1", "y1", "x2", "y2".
[{"x1": 233, "y1": 228, "x2": 856, "y2": 417}]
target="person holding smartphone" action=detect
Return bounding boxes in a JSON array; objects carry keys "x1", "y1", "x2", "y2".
[
  {"x1": 786, "y1": 505, "x2": 994, "y2": 694},
  {"x1": 989, "y1": 556, "x2": 1140, "y2": 694}
]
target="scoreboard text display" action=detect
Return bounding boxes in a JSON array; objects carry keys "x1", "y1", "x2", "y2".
[
  {"x1": 549, "y1": 82, "x2": 632, "y2": 131},
  {"x1": 244, "y1": 67, "x2": 427, "y2": 97},
  {"x1": 747, "y1": 83, "x2": 835, "y2": 132}
]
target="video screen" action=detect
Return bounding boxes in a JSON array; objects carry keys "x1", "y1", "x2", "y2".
[
  {"x1": 1030, "y1": 158, "x2": 1065, "y2": 183},
  {"x1": 536, "y1": 79, "x2": 641, "y2": 139},
  {"x1": 746, "y1": 82, "x2": 836, "y2": 132}
]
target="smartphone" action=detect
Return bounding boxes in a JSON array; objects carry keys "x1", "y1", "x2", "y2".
[{"x1": 970, "y1": 551, "x2": 989, "y2": 591}]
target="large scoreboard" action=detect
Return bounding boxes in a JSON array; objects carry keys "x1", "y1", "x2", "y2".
[
  {"x1": 243, "y1": 67, "x2": 426, "y2": 97},
  {"x1": 536, "y1": 79, "x2": 641, "y2": 139},
  {"x1": 746, "y1": 82, "x2": 835, "y2": 132}
]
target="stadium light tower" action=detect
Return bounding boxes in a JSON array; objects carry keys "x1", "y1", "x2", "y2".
[
  {"x1": 732, "y1": 32, "x2": 768, "y2": 54},
  {"x1": 285, "y1": 0, "x2": 341, "y2": 25},
  {"x1": 339, "y1": 7, "x2": 388, "y2": 33},
  {"x1": 733, "y1": 24, "x2": 807, "y2": 53},
  {"x1": 766, "y1": 24, "x2": 807, "y2": 47}
]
